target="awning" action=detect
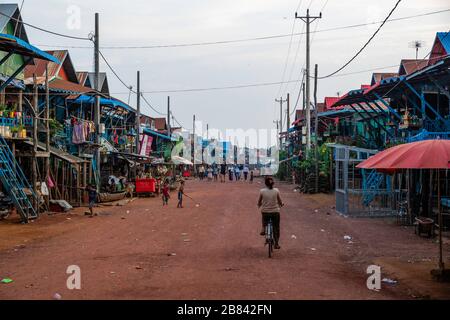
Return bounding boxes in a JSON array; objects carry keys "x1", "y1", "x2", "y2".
[
  {"x1": 0, "y1": 33, "x2": 60, "y2": 63},
  {"x1": 69, "y1": 95, "x2": 135, "y2": 113},
  {"x1": 23, "y1": 141, "x2": 87, "y2": 164},
  {"x1": 109, "y1": 151, "x2": 153, "y2": 163},
  {"x1": 143, "y1": 127, "x2": 178, "y2": 141},
  {"x1": 0, "y1": 74, "x2": 25, "y2": 89},
  {"x1": 171, "y1": 155, "x2": 193, "y2": 165}
]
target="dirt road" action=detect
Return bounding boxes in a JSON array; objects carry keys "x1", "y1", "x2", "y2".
[{"x1": 0, "y1": 179, "x2": 449, "y2": 299}]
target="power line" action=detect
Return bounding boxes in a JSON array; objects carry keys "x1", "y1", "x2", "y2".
[
  {"x1": 0, "y1": 10, "x2": 91, "y2": 41},
  {"x1": 276, "y1": 0, "x2": 305, "y2": 98},
  {"x1": 99, "y1": 50, "x2": 134, "y2": 92},
  {"x1": 99, "y1": 51, "x2": 168, "y2": 116},
  {"x1": 286, "y1": 0, "x2": 329, "y2": 105},
  {"x1": 318, "y1": 0, "x2": 402, "y2": 79},
  {"x1": 171, "y1": 112, "x2": 190, "y2": 131},
  {"x1": 141, "y1": 93, "x2": 167, "y2": 116},
  {"x1": 140, "y1": 79, "x2": 305, "y2": 93},
  {"x1": 33, "y1": 8, "x2": 449, "y2": 49},
  {"x1": 380, "y1": 33, "x2": 450, "y2": 98}
]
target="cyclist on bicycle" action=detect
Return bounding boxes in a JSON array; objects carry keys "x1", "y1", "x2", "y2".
[{"x1": 257, "y1": 176, "x2": 284, "y2": 249}]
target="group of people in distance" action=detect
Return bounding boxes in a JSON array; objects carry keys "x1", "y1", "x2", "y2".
[{"x1": 197, "y1": 163, "x2": 254, "y2": 183}]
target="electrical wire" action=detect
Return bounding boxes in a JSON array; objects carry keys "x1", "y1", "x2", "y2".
[
  {"x1": 32, "y1": 8, "x2": 449, "y2": 49},
  {"x1": 286, "y1": 0, "x2": 328, "y2": 107},
  {"x1": 100, "y1": 51, "x2": 168, "y2": 117},
  {"x1": 0, "y1": 10, "x2": 91, "y2": 41},
  {"x1": 318, "y1": 0, "x2": 402, "y2": 79},
  {"x1": 141, "y1": 93, "x2": 167, "y2": 116},
  {"x1": 275, "y1": 0, "x2": 305, "y2": 98},
  {"x1": 99, "y1": 50, "x2": 134, "y2": 93}
]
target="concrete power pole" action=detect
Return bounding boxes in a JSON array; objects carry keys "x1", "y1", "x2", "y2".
[
  {"x1": 192, "y1": 114, "x2": 196, "y2": 174},
  {"x1": 275, "y1": 97, "x2": 287, "y2": 146},
  {"x1": 314, "y1": 64, "x2": 319, "y2": 193},
  {"x1": 167, "y1": 96, "x2": 171, "y2": 137},
  {"x1": 135, "y1": 71, "x2": 140, "y2": 155},
  {"x1": 286, "y1": 93, "x2": 290, "y2": 134},
  {"x1": 295, "y1": 9, "x2": 321, "y2": 150},
  {"x1": 94, "y1": 12, "x2": 101, "y2": 189}
]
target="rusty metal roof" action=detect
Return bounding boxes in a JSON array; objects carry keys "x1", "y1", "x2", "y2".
[{"x1": 398, "y1": 59, "x2": 428, "y2": 76}]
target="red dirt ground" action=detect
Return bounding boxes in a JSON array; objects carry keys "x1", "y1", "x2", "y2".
[{"x1": 0, "y1": 178, "x2": 449, "y2": 300}]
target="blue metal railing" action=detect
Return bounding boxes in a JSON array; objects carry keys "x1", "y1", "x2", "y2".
[
  {"x1": 0, "y1": 135, "x2": 37, "y2": 222},
  {"x1": 407, "y1": 129, "x2": 450, "y2": 142}
]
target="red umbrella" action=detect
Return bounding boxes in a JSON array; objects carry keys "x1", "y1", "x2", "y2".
[
  {"x1": 357, "y1": 140, "x2": 450, "y2": 170},
  {"x1": 357, "y1": 139, "x2": 450, "y2": 276}
]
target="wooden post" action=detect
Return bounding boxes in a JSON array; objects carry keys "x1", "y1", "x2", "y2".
[
  {"x1": 45, "y1": 64, "x2": 50, "y2": 209},
  {"x1": 83, "y1": 162, "x2": 87, "y2": 205},
  {"x1": 437, "y1": 169, "x2": 444, "y2": 271},
  {"x1": 32, "y1": 75, "x2": 38, "y2": 214}
]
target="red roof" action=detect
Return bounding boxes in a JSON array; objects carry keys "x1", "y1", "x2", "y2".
[
  {"x1": 49, "y1": 78, "x2": 96, "y2": 95},
  {"x1": 398, "y1": 59, "x2": 428, "y2": 75},
  {"x1": 24, "y1": 50, "x2": 79, "y2": 83},
  {"x1": 324, "y1": 97, "x2": 340, "y2": 109},
  {"x1": 371, "y1": 72, "x2": 398, "y2": 85},
  {"x1": 154, "y1": 117, "x2": 167, "y2": 131}
]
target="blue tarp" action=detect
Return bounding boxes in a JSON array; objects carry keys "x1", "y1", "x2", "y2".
[
  {"x1": 143, "y1": 127, "x2": 177, "y2": 141},
  {"x1": 68, "y1": 95, "x2": 135, "y2": 113},
  {"x1": 0, "y1": 33, "x2": 60, "y2": 63}
]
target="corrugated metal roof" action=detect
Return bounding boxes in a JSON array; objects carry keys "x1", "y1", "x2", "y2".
[
  {"x1": 0, "y1": 4, "x2": 17, "y2": 32},
  {"x1": 0, "y1": 4, "x2": 28, "y2": 42},
  {"x1": 0, "y1": 33, "x2": 59, "y2": 63},
  {"x1": 371, "y1": 72, "x2": 398, "y2": 85},
  {"x1": 324, "y1": 97, "x2": 340, "y2": 109},
  {"x1": 24, "y1": 50, "x2": 67, "y2": 79},
  {"x1": 76, "y1": 71, "x2": 109, "y2": 94},
  {"x1": 437, "y1": 32, "x2": 450, "y2": 53},
  {"x1": 48, "y1": 78, "x2": 95, "y2": 94},
  {"x1": 76, "y1": 71, "x2": 88, "y2": 86},
  {"x1": 23, "y1": 140, "x2": 88, "y2": 164},
  {"x1": 154, "y1": 117, "x2": 167, "y2": 131},
  {"x1": 398, "y1": 59, "x2": 428, "y2": 75}
]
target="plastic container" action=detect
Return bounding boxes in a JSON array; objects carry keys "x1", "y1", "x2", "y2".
[{"x1": 135, "y1": 178, "x2": 156, "y2": 193}]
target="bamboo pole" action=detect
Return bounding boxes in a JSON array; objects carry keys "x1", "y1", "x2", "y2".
[
  {"x1": 438, "y1": 169, "x2": 444, "y2": 271},
  {"x1": 32, "y1": 75, "x2": 38, "y2": 215}
]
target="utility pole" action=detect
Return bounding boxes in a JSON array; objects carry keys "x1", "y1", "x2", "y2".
[
  {"x1": 94, "y1": 12, "x2": 101, "y2": 189},
  {"x1": 314, "y1": 64, "x2": 319, "y2": 193},
  {"x1": 167, "y1": 96, "x2": 171, "y2": 137},
  {"x1": 286, "y1": 93, "x2": 290, "y2": 133},
  {"x1": 295, "y1": 9, "x2": 322, "y2": 150},
  {"x1": 275, "y1": 97, "x2": 287, "y2": 146},
  {"x1": 45, "y1": 64, "x2": 50, "y2": 210},
  {"x1": 32, "y1": 74, "x2": 38, "y2": 215},
  {"x1": 135, "y1": 71, "x2": 140, "y2": 155},
  {"x1": 192, "y1": 114, "x2": 196, "y2": 174}
]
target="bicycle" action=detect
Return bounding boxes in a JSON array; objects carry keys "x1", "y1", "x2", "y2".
[
  {"x1": 265, "y1": 218, "x2": 274, "y2": 258},
  {"x1": 396, "y1": 200, "x2": 408, "y2": 225}
]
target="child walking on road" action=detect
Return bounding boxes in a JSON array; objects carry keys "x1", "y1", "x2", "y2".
[
  {"x1": 177, "y1": 180, "x2": 185, "y2": 208},
  {"x1": 85, "y1": 183, "x2": 98, "y2": 217},
  {"x1": 162, "y1": 181, "x2": 170, "y2": 206}
]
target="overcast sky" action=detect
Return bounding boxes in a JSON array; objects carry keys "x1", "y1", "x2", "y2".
[{"x1": 17, "y1": 0, "x2": 450, "y2": 144}]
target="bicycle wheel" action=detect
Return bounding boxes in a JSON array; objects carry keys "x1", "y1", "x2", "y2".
[
  {"x1": 267, "y1": 223, "x2": 274, "y2": 258},
  {"x1": 268, "y1": 239, "x2": 273, "y2": 258}
]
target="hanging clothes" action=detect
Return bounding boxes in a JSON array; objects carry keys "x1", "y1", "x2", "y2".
[{"x1": 72, "y1": 123, "x2": 85, "y2": 144}]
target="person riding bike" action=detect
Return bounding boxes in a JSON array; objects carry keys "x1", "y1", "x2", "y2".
[{"x1": 257, "y1": 176, "x2": 284, "y2": 250}]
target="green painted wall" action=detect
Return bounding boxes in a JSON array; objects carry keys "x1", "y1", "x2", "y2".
[{"x1": 0, "y1": 21, "x2": 26, "y2": 80}]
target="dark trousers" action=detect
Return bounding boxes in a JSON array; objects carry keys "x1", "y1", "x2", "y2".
[{"x1": 262, "y1": 212, "x2": 280, "y2": 245}]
